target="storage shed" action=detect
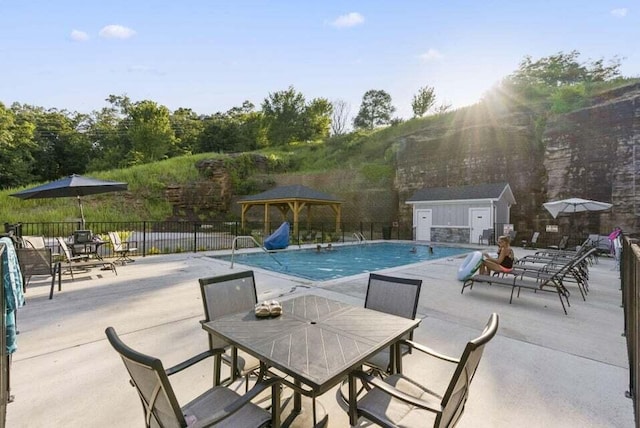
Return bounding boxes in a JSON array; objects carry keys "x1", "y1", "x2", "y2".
[{"x1": 406, "y1": 183, "x2": 516, "y2": 244}]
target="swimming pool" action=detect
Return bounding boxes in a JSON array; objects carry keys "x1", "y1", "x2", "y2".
[{"x1": 212, "y1": 242, "x2": 472, "y2": 281}]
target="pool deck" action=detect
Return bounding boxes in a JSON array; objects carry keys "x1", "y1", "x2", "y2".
[{"x1": 6, "y1": 243, "x2": 634, "y2": 427}]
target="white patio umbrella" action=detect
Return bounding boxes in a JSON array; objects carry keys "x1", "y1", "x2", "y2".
[{"x1": 543, "y1": 198, "x2": 612, "y2": 218}]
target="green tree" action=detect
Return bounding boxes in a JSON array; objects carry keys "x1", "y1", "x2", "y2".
[
  {"x1": 302, "y1": 98, "x2": 332, "y2": 140},
  {"x1": 126, "y1": 100, "x2": 176, "y2": 165},
  {"x1": 0, "y1": 102, "x2": 35, "y2": 188},
  {"x1": 261, "y1": 86, "x2": 307, "y2": 145},
  {"x1": 170, "y1": 107, "x2": 203, "y2": 156},
  {"x1": 507, "y1": 50, "x2": 621, "y2": 87},
  {"x1": 411, "y1": 86, "x2": 436, "y2": 117},
  {"x1": 353, "y1": 90, "x2": 395, "y2": 130}
]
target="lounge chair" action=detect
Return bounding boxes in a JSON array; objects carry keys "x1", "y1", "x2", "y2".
[
  {"x1": 108, "y1": 231, "x2": 137, "y2": 264},
  {"x1": 347, "y1": 313, "x2": 499, "y2": 427},
  {"x1": 521, "y1": 231, "x2": 539, "y2": 248},
  {"x1": 510, "y1": 248, "x2": 597, "y2": 301},
  {"x1": 56, "y1": 237, "x2": 117, "y2": 281},
  {"x1": 105, "y1": 327, "x2": 281, "y2": 428},
  {"x1": 548, "y1": 235, "x2": 569, "y2": 251},
  {"x1": 462, "y1": 258, "x2": 575, "y2": 314}
]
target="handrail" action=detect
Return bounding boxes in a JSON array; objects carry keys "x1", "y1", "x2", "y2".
[
  {"x1": 353, "y1": 232, "x2": 367, "y2": 243},
  {"x1": 230, "y1": 236, "x2": 282, "y2": 268}
]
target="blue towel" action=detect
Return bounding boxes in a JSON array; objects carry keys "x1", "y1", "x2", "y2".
[{"x1": 1, "y1": 237, "x2": 25, "y2": 354}]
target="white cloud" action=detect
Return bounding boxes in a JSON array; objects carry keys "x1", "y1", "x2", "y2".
[
  {"x1": 330, "y1": 12, "x2": 364, "y2": 28},
  {"x1": 611, "y1": 8, "x2": 628, "y2": 17},
  {"x1": 70, "y1": 30, "x2": 89, "y2": 42},
  {"x1": 99, "y1": 24, "x2": 136, "y2": 39},
  {"x1": 418, "y1": 49, "x2": 443, "y2": 62}
]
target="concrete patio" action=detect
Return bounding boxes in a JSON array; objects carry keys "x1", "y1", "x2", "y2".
[{"x1": 6, "y1": 244, "x2": 634, "y2": 427}]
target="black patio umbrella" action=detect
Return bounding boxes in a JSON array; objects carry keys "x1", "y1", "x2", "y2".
[{"x1": 10, "y1": 174, "x2": 128, "y2": 228}]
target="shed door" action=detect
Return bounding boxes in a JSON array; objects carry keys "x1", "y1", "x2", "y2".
[
  {"x1": 470, "y1": 208, "x2": 491, "y2": 244},
  {"x1": 416, "y1": 209, "x2": 432, "y2": 241}
]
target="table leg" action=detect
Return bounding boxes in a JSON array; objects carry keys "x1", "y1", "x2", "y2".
[
  {"x1": 294, "y1": 379, "x2": 302, "y2": 412},
  {"x1": 348, "y1": 371, "x2": 358, "y2": 426}
]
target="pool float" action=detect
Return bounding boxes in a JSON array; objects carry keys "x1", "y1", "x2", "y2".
[{"x1": 457, "y1": 251, "x2": 483, "y2": 281}]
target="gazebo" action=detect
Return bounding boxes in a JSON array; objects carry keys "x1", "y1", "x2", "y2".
[{"x1": 238, "y1": 185, "x2": 342, "y2": 237}]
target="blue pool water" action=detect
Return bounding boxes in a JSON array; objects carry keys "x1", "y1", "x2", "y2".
[{"x1": 212, "y1": 242, "x2": 472, "y2": 281}]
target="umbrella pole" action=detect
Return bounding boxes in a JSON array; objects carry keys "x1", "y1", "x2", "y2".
[{"x1": 78, "y1": 196, "x2": 85, "y2": 229}]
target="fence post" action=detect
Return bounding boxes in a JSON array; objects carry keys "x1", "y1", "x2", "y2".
[{"x1": 142, "y1": 222, "x2": 147, "y2": 257}]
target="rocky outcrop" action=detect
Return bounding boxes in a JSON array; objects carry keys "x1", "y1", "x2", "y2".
[{"x1": 164, "y1": 83, "x2": 640, "y2": 237}]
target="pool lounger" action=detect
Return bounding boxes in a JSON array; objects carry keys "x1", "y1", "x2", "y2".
[{"x1": 461, "y1": 273, "x2": 571, "y2": 315}]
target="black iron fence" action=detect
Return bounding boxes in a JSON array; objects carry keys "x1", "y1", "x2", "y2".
[
  {"x1": 7, "y1": 220, "x2": 414, "y2": 259},
  {"x1": 621, "y1": 236, "x2": 640, "y2": 427}
]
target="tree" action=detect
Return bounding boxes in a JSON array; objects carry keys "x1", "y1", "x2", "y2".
[
  {"x1": 126, "y1": 100, "x2": 176, "y2": 165},
  {"x1": 302, "y1": 98, "x2": 332, "y2": 141},
  {"x1": 411, "y1": 86, "x2": 436, "y2": 117},
  {"x1": 261, "y1": 86, "x2": 307, "y2": 145},
  {"x1": 507, "y1": 50, "x2": 622, "y2": 87},
  {"x1": 330, "y1": 99, "x2": 350, "y2": 135},
  {"x1": 353, "y1": 90, "x2": 395, "y2": 130},
  {"x1": 170, "y1": 108, "x2": 203, "y2": 156},
  {"x1": 0, "y1": 102, "x2": 35, "y2": 188}
]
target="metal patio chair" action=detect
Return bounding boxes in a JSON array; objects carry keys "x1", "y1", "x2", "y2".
[
  {"x1": 348, "y1": 313, "x2": 499, "y2": 428},
  {"x1": 199, "y1": 271, "x2": 262, "y2": 391},
  {"x1": 105, "y1": 327, "x2": 280, "y2": 428},
  {"x1": 108, "y1": 231, "x2": 137, "y2": 264},
  {"x1": 363, "y1": 273, "x2": 423, "y2": 375}
]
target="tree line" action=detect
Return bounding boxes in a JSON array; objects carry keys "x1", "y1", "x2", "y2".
[{"x1": 0, "y1": 50, "x2": 624, "y2": 190}]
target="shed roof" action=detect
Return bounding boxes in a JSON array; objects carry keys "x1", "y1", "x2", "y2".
[
  {"x1": 406, "y1": 182, "x2": 515, "y2": 204},
  {"x1": 238, "y1": 184, "x2": 341, "y2": 203}
]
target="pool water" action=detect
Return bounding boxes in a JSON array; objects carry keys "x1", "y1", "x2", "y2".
[{"x1": 212, "y1": 242, "x2": 472, "y2": 281}]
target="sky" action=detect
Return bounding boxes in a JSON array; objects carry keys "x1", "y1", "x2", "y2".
[{"x1": 1, "y1": 1, "x2": 638, "y2": 120}]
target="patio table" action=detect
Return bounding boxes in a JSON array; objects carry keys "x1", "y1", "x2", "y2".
[
  {"x1": 202, "y1": 293, "x2": 421, "y2": 427},
  {"x1": 71, "y1": 240, "x2": 106, "y2": 260}
]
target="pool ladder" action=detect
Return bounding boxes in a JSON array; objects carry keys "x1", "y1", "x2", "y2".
[
  {"x1": 230, "y1": 236, "x2": 282, "y2": 268},
  {"x1": 353, "y1": 232, "x2": 367, "y2": 244}
]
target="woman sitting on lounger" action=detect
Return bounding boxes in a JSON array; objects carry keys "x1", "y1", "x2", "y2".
[{"x1": 479, "y1": 235, "x2": 514, "y2": 275}]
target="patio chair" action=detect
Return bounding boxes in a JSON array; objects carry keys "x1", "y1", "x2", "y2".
[
  {"x1": 521, "y1": 231, "x2": 540, "y2": 248},
  {"x1": 363, "y1": 273, "x2": 423, "y2": 375},
  {"x1": 462, "y1": 256, "x2": 573, "y2": 314},
  {"x1": 198, "y1": 271, "x2": 262, "y2": 391},
  {"x1": 108, "y1": 231, "x2": 137, "y2": 264},
  {"x1": 105, "y1": 327, "x2": 281, "y2": 428},
  {"x1": 548, "y1": 235, "x2": 569, "y2": 251},
  {"x1": 16, "y1": 243, "x2": 61, "y2": 298},
  {"x1": 56, "y1": 237, "x2": 117, "y2": 281},
  {"x1": 348, "y1": 313, "x2": 499, "y2": 427},
  {"x1": 478, "y1": 229, "x2": 493, "y2": 245}
]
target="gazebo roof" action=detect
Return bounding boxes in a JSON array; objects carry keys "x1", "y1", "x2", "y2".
[{"x1": 238, "y1": 185, "x2": 341, "y2": 204}]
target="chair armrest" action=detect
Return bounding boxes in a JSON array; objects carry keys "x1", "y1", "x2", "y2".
[
  {"x1": 191, "y1": 377, "x2": 282, "y2": 428},
  {"x1": 351, "y1": 370, "x2": 443, "y2": 414},
  {"x1": 400, "y1": 340, "x2": 460, "y2": 364},
  {"x1": 165, "y1": 348, "x2": 223, "y2": 376}
]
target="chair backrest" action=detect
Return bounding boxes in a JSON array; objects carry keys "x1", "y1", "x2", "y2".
[
  {"x1": 56, "y1": 237, "x2": 74, "y2": 262},
  {"x1": 558, "y1": 235, "x2": 568, "y2": 250},
  {"x1": 365, "y1": 273, "x2": 422, "y2": 321},
  {"x1": 105, "y1": 327, "x2": 186, "y2": 428},
  {"x1": 22, "y1": 236, "x2": 46, "y2": 249},
  {"x1": 531, "y1": 232, "x2": 540, "y2": 244},
  {"x1": 437, "y1": 313, "x2": 499, "y2": 428},
  {"x1": 481, "y1": 229, "x2": 492, "y2": 241},
  {"x1": 16, "y1": 247, "x2": 53, "y2": 276},
  {"x1": 108, "y1": 231, "x2": 123, "y2": 251},
  {"x1": 73, "y1": 230, "x2": 92, "y2": 244},
  {"x1": 198, "y1": 271, "x2": 258, "y2": 349}
]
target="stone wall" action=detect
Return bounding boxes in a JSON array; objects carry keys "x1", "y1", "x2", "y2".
[{"x1": 431, "y1": 227, "x2": 471, "y2": 244}]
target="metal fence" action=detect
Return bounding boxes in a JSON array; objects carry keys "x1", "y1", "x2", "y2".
[
  {"x1": 6, "y1": 220, "x2": 414, "y2": 259},
  {"x1": 621, "y1": 236, "x2": 640, "y2": 428}
]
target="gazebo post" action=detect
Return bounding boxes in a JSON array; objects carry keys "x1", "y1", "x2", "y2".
[{"x1": 263, "y1": 203, "x2": 270, "y2": 237}]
